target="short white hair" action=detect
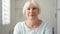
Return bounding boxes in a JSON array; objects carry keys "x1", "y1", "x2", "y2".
[{"x1": 23, "y1": 0, "x2": 40, "y2": 15}]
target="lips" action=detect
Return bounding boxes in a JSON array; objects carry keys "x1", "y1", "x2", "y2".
[{"x1": 30, "y1": 14, "x2": 35, "y2": 16}]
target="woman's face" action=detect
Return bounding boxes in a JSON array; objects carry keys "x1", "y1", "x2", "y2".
[{"x1": 24, "y1": 3, "x2": 40, "y2": 19}]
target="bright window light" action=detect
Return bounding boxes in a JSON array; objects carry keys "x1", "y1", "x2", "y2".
[{"x1": 2, "y1": 0, "x2": 10, "y2": 25}]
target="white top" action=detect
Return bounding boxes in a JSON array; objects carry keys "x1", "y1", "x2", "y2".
[{"x1": 13, "y1": 21, "x2": 52, "y2": 34}]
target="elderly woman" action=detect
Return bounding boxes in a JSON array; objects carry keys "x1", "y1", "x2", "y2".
[{"x1": 13, "y1": 0, "x2": 52, "y2": 34}]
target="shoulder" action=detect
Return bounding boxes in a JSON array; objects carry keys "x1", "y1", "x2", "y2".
[
  {"x1": 45, "y1": 23, "x2": 52, "y2": 29},
  {"x1": 13, "y1": 21, "x2": 25, "y2": 34},
  {"x1": 15, "y1": 21, "x2": 24, "y2": 28},
  {"x1": 14, "y1": 21, "x2": 25, "y2": 30},
  {"x1": 42, "y1": 20, "x2": 52, "y2": 29},
  {"x1": 44, "y1": 23, "x2": 53, "y2": 34}
]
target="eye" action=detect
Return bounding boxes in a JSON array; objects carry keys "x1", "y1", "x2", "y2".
[
  {"x1": 27, "y1": 8, "x2": 30, "y2": 10},
  {"x1": 33, "y1": 8, "x2": 36, "y2": 10}
]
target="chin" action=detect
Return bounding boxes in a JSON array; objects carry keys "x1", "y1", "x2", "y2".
[{"x1": 29, "y1": 17, "x2": 35, "y2": 20}]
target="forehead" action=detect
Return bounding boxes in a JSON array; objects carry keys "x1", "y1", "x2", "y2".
[{"x1": 25, "y1": 2, "x2": 38, "y2": 8}]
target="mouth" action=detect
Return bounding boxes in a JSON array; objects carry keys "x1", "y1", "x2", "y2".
[{"x1": 30, "y1": 14, "x2": 35, "y2": 17}]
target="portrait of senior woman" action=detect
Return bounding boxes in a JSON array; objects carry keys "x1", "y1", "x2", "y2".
[{"x1": 13, "y1": 0, "x2": 52, "y2": 34}]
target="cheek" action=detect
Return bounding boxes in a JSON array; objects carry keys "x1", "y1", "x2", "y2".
[
  {"x1": 23, "y1": 10, "x2": 29, "y2": 15},
  {"x1": 25, "y1": 10, "x2": 29, "y2": 16},
  {"x1": 34, "y1": 10, "x2": 39, "y2": 14}
]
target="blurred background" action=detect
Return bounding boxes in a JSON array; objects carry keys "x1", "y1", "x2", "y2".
[{"x1": 0, "y1": 0, "x2": 59, "y2": 34}]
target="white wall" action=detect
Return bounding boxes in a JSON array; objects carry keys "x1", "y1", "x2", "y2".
[
  {"x1": 57, "y1": 0, "x2": 60, "y2": 34},
  {"x1": 57, "y1": 11, "x2": 60, "y2": 34}
]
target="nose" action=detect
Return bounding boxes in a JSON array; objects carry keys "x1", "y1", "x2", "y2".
[{"x1": 30, "y1": 9, "x2": 33, "y2": 13}]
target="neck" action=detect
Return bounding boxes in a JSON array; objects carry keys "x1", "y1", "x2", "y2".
[
  {"x1": 27, "y1": 18, "x2": 39, "y2": 24},
  {"x1": 25, "y1": 18, "x2": 42, "y2": 28}
]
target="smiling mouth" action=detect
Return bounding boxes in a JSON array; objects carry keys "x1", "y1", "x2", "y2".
[{"x1": 30, "y1": 15, "x2": 35, "y2": 16}]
